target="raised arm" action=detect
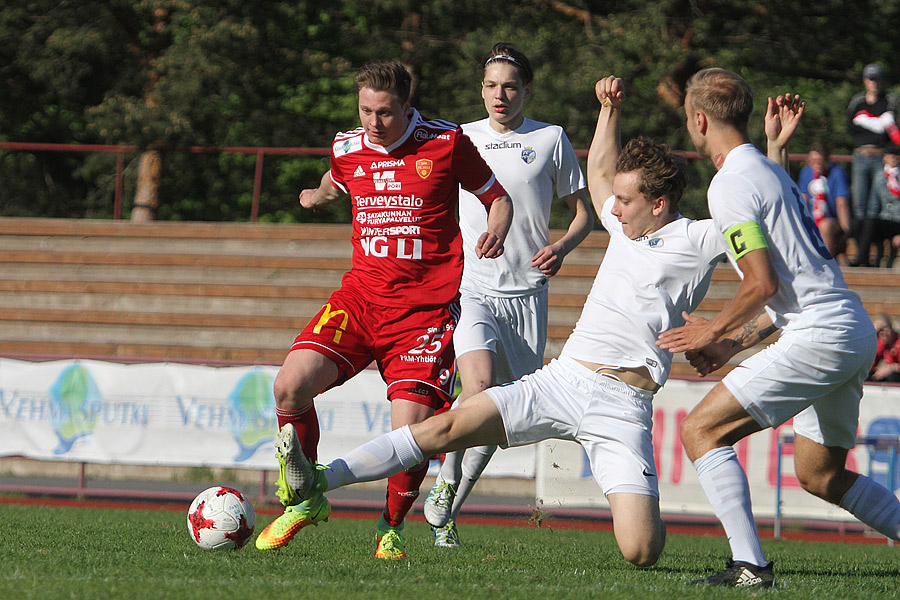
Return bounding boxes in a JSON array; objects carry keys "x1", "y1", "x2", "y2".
[
  {"x1": 587, "y1": 76, "x2": 625, "y2": 216},
  {"x1": 764, "y1": 93, "x2": 804, "y2": 170}
]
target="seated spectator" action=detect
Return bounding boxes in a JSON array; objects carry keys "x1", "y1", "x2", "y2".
[
  {"x1": 798, "y1": 139, "x2": 851, "y2": 263},
  {"x1": 866, "y1": 145, "x2": 900, "y2": 267},
  {"x1": 870, "y1": 313, "x2": 900, "y2": 382}
]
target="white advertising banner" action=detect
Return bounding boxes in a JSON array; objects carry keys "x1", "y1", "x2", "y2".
[
  {"x1": 0, "y1": 358, "x2": 534, "y2": 478},
  {"x1": 4, "y1": 357, "x2": 899, "y2": 522},
  {"x1": 537, "y1": 379, "x2": 900, "y2": 521}
]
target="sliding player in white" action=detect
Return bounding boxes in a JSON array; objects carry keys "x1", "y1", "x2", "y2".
[
  {"x1": 270, "y1": 76, "x2": 728, "y2": 567},
  {"x1": 423, "y1": 42, "x2": 593, "y2": 547}
]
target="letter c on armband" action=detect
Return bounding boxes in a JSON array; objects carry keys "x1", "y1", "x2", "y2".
[{"x1": 724, "y1": 221, "x2": 768, "y2": 261}]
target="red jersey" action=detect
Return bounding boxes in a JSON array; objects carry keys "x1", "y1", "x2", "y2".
[
  {"x1": 873, "y1": 336, "x2": 900, "y2": 372},
  {"x1": 329, "y1": 108, "x2": 506, "y2": 307}
]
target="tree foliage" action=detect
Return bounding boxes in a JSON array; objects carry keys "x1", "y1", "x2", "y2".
[{"x1": 3, "y1": 0, "x2": 900, "y2": 222}]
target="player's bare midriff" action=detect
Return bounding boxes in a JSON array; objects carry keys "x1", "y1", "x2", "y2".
[{"x1": 573, "y1": 359, "x2": 660, "y2": 392}]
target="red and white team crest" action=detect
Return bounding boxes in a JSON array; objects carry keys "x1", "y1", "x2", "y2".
[{"x1": 416, "y1": 159, "x2": 433, "y2": 179}]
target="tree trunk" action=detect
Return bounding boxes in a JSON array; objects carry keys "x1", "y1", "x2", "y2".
[{"x1": 131, "y1": 150, "x2": 162, "y2": 221}]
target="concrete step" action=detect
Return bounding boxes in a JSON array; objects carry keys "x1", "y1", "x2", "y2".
[
  {"x1": 0, "y1": 291, "x2": 324, "y2": 316},
  {"x1": 0, "y1": 319, "x2": 296, "y2": 350},
  {"x1": 0, "y1": 263, "x2": 347, "y2": 287},
  {"x1": 0, "y1": 233, "x2": 354, "y2": 259},
  {"x1": 0, "y1": 339, "x2": 287, "y2": 364},
  {"x1": 2, "y1": 217, "x2": 898, "y2": 373},
  {"x1": 0, "y1": 217, "x2": 351, "y2": 241}
]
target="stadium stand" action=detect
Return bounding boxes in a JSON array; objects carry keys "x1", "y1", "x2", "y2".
[{"x1": 1, "y1": 217, "x2": 898, "y2": 378}]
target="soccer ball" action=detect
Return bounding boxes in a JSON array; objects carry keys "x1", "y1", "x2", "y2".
[{"x1": 187, "y1": 486, "x2": 256, "y2": 550}]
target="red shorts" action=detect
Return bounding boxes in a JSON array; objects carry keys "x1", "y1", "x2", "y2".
[{"x1": 292, "y1": 286, "x2": 459, "y2": 409}]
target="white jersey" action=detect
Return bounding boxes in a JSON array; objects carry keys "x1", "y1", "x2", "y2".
[
  {"x1": 709, "y1": 144, "x2": 870, "y2": 337},
  {"x1": 560, "y1": 197, "x2": 725, "y2": 386},
  {"x1": 458, "y1": 117, "x2": 586, "y2": 297}
]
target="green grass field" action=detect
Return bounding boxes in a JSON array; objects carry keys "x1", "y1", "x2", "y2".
[{"x1": 2, "y1": 501, "x2": 898, "y2": 599}]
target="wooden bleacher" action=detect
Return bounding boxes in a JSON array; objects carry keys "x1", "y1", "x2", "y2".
[{"x1": 1, "y1": 217, "x2": 898, "y2": 379}]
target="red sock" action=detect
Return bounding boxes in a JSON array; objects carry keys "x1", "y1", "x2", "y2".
[
  {"x1": 275, "y1": 404, "x2": 320, "y2": 461},
  {"x1": 383, "y1": 461, "x2": 429, "y2": 527}
]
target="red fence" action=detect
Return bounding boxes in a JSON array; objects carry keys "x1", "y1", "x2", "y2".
[
  {"x1": 0, "y1": 141, "x2": 844, "y2": 221},
  {"x1": 0, "y1": 142, "x2": 330, "y2": 221}
]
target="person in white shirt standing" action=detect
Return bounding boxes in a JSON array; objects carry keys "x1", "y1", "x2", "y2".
[
  {"x1": 422, "y1": 43, "x2": 594, "y2": 548},
  {"x1": 659, "y1": 67, "x2": 900, "y2": 589}
]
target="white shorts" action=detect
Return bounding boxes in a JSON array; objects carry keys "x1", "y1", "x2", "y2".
[
  {"x1": 454, "y1": 286, "x2": 548, "y2": 382},
  {"x1": 486, "y1": 356, "x2": 658, "y2": 497},
  {"x1": 723, "y1": 327, "x2": 877, "y2": 449}
]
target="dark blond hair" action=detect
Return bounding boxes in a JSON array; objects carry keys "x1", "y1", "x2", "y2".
[
  {"x1": 355, "y1": 60, "x2": 412, "y2": 103},
  {"x1": 482, "y1": 42, "x2": 533, "y2": 86},
  {"x1": 616, "y1": 137, "x2": 688, "y2": 210},
  {"x1": 685, "y1": 68, "x2": 754, "y2": 129}
]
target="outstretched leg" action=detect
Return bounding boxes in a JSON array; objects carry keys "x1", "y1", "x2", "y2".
[
  {"x1": 329, "y1": 392, "x2": 508, "y2": 489},
  {"x1": 794, "y1": 434, "x2": 900, "y2": 541}
]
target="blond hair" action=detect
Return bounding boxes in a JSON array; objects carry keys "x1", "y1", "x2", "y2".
[{"x1": 686, "y1": 68, "x2": 754, "y2": 128}]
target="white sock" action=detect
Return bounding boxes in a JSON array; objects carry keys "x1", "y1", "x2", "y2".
[
  {"x1": 694, "y1": 446, "x2": 767, "y2": 567},
  {"x1": 437, "y1": 400, "x2": 465, "y2": 487},
  {"x1": 323, "y1": 425, "x2": 424, "y2": 491},
  {"x1": 839, "y1": 474, "x2": 900, "y2": 540},
  {"x1": 450, "y1": 445, "x2": 497, "y2": 521},
  {"x1": 438, "y1": 450, "x2": 464, "y2": 488}
]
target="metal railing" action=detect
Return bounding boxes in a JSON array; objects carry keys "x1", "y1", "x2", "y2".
[
  {"x1": 0, "y1": 141, "x2": 843, "y2": 221},
  {"x1": 0, "y1": 141, "x2": 330, "y2": 222}
]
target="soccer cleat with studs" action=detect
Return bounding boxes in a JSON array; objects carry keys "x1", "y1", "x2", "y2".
[
  {"x1": 423, "y1": 479, "x2": 457, "y2": 528},
  {"x1": 690, "y1": 559, "x2": 775, "y2": 588},
  {"x1": 432, "y1": 520, "x2": 461, "y2": 548},
  {"x1": 254, "y1": 493, "x2": 331, "y2": 550},
  {"x1": 273, "y1": 423, "x2": 325, "y2": 506},
  {"x1": 375, "y1": 516, "x2": 406, "y2": 559}
]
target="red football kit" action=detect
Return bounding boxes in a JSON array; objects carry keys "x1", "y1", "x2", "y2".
[{"x1": 292, "y1": 108, "x2": 507, "y2": 408}]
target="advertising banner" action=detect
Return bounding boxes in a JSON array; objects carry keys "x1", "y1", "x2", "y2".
[
  {"x1": 3, "y1": 358, "x2": 899, "y2": 521},
  {"x1": 0, "y1": 358, "x2": 535, "y2": 477},
  {"x1": 536, "y1": 379, "x2": 900, "y2": 521}
]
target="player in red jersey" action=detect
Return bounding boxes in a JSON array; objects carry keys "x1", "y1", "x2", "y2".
[{"x1": 255, "y1": 60, "x2": 513, "y2": 558}]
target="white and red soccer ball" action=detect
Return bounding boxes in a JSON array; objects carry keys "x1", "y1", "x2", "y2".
[{"x1": 187, "y1": 486, "x2": 256, "y2": 550}]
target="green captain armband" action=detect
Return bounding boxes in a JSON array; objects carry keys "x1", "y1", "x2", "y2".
[{"x1": 724, "y1": 221, "x2": 768, "y2": 261}]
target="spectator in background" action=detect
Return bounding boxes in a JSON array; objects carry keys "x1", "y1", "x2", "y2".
[
  {"x1": 864, "y1": 145, "x2": 900, "y2": 268},
  {"x1": 797, "y1": 140, "x2": 851, "y2": 264},
  {"x1": 847, "y1": 63, "x2": 900, "y2": 266},
  {"x1": 870, "y1": 314, "x2": 900, "y2": 382}
]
